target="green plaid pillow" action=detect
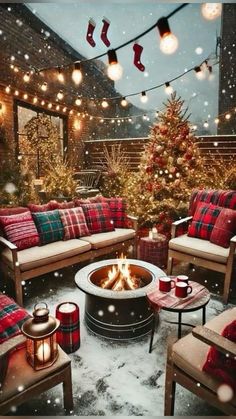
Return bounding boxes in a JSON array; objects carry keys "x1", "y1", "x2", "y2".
[{"x1": 32, "y1": 210, "x2": 64, "y2": 245}]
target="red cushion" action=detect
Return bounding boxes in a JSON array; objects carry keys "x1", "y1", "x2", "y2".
[
  {"x1": 210, "y1": 208, "x2": 236, "y2": 248},
  {"x1": 0, "y1": 295, "x2": 30, "y2": 344},
  {"x1": 80, "y1": 203, "x2": 115, "y2": 234},
  {"x1": 202, "y1": 320, "x2": 236, "y2": 392},
  {"x1": 28, "y1": 202, "x2": 51, "y2": 213},
  {"x1": 188, "y1": 203, "x2": 221, "y2": 240},
  {"x1": 59, "y1": 207, "x2": 90, "y2": 239},
  {"x1": 0, "y1": 211, "x2": 40, "y2": 250},
  {"x1": 0, "y1": 207, "x2": 28, "y2": 216},
  {"x1": 50, "y1": 200, "x2": 75, "y2": 210},
  {"x1": 73, "y1": 198, "x2": 91, "y2": 207}
]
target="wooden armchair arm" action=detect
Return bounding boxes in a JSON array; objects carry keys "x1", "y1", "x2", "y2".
[
  {"x1": 192, "y1": 326, "x2": 236, "y2": 358},
  {"x1": 0, "y1": 236, "x2": 19, "y2": 267},
  {"x1": 0, "y1": 334, "x2": 26, "y2": 358},
  {"x1": 127, "y1": 215, "x2": 138, "y2": 232},
  {"x1": 171, "y1": 216, "x2": 193, "y2": 238}
]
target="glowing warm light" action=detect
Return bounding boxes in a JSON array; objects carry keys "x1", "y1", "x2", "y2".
[
  {"x1": 121, "y1": 97, "x2": 128, "y2": 107},
  {"x1": 14, "y1": 90, "x2": 19, "y2": 96},
  {"x1": 48, "y1": 103, "x2": 52, "y2": 109},
  {"x1": 165, "y1": 82, "x2": 173, "y2": 95},
  {"x1": 225, "y1": 113, "x2": 231, "y2": 120},
  {"x1": 13, "y1": 66, "x2": 19, "y2": 73},
  {"x1": 140, "y1": 91, "x2": 148, "y2": 103},
  {"x1": 201, "y1": 3, "x2": 222, "y2": 20},
  {"x1": 37, "y1": 342, "x2": 51, "y2": 363},
  {"x1": 214, "y1": 118, "x2": 219, "y2": 124},
  {"x1": 5, "y1": 86, "x2": 11, "y2": 94},
  {"x1": 56, "y1": 105, "x2": 60, "y2": 111},
  {"x1": 57, "y1": 90, "x2": 64, "y2": 100},
  {"x1": 160, "y1": 32, "x2": 178, "y2": 54},
  {"x1": 23, "y1": 72, "x2": 30, "y2": 83},
  {"x1": 73, "y1": 119, "x2": 81, "y2": 130},
  {"x1": 33, "y1": 97, "x2": 38, "y2": 104},
  {"x1": 75, "y1": 97, "x2": 82, "y2": 106},
  {"x1": 194, "y1": 66, "x2": 206, "y2": 80},
  {"x1": 41, "y1": 82, "x2": 47, "y2": 92},
  {"x1": 203, "y1": 121, "x2": 209, "y2": 128},
  {"x1": 101, "y1": 99, "x2": 109, "y2": 108},
  {"x1": 62, "y1": 107, "x2": 67, "y2": 112},
  {"x1": 72, "y1": 62, "x2": 82, "y2": 85},
  {"x1": 23, "y1": 93, "x2": 28, "y2": 100},
  {"x1": 41, "y1": 100, "x2": 45, "y2": 106},
  {"x1": 107, "y1": 49, "x2": 123, "y2": 81},
  {"x1": 57, "y1": 68, "x2": 64, "y2": 83}
]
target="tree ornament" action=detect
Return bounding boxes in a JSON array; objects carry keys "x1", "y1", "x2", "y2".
[
  {"x1": 133, "y1": 43, "x2": 145, "y2": 72},
  {"x1": 86, "y1": 18, "x2": 96, "y2": 47},
  {"x1": 101, "y1": 18, "x2": 111, "y2": 47}
]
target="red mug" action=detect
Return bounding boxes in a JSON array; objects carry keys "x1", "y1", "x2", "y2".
[
  {"x1": 175, "y1": 281, "x2": 192, "y2": 298},
  {"x1": 177, "y1": 275, "x2": 189, "y2": 284},
  {"x1": 159, "y1": 276, "x2": 176, "y2": 293}
]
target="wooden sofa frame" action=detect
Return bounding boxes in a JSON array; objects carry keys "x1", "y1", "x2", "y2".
[
  {"x1": 0, "y1": 215, "x2": 138, "y2": 307},
  {"x1": 165, "y1": 325, "x2": 236, "y2": 415},
  {"x1": 167, "y1": 216, "x2": 236, "y2": 304}
]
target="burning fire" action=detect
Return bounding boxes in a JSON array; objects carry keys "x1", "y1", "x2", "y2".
[{"x1": 99, "y1": 254, "x2": 142, "y2": 291}]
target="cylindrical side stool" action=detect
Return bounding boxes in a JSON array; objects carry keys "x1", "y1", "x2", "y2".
[
  {"x1": 56, "y1": 302, "x2": 80, "y2": 353},
  {"x1": 139, "y1": 234, "x2": 168, "y2": 268}
]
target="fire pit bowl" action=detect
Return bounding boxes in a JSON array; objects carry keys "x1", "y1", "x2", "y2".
[{"x1": 75, "y1": 259, "x2": 165, "y2": 340}]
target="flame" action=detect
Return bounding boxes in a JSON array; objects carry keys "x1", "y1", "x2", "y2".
[{"x1": 100, "y1": 254, "x2": 141, "y2": 291}]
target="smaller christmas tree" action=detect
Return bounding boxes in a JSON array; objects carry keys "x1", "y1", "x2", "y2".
[
  {"x1": 100, "y1": 144, "x2": 129, "y2": 197},
  {"x1": 43, "y1": 156, "x2": 77, "y2": 200}
]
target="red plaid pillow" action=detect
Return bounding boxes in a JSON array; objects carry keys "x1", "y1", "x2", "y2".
[
  {"x1": 80, "y1": 203, "x2": 114, "y2": 234},
  {"x1": 50, "y1": 200, "x2": 75, "y2": 210},
  {"x1": 0, "y1": 294, "x2": 31, "y2": 343},
  {"x1": 28, "y1": 202, "x2": 51, "y2": 212},
  {"x1": 100, "y1": 197, "x2": 128, "y2": 228},
  {"x1": 0, "y1": 211, "x2": 40, "y2": 250},
  {"x1": 188, "y1": 203, "x2": 221, "y2": 240},
  {"x1": 210, "y1": 208, "x2": 236, "y2": 248},
  {"x1": 59, "y1": 207, "x2": 90, "y2": 239}
]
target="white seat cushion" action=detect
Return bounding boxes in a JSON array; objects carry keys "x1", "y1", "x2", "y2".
[
  {"x1": 169, "y1": 234, "x2": 229, "y2": 263},
  {"x1": 80, "y1": 228, "x2": 135, "y2": 249},
  {"x1": 1, "y1": 239, "x2": 91, "y2": 272}
]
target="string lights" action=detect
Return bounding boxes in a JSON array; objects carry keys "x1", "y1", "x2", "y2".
[
  {"x1": 201, "y1": 3, "x2": 222, "y2": 21},
  {"x1": 71, "y1": 62, "x2": 82, "y2": 85},
  {"x1": 157, "y1": 17, "x2": 179, "y2": 55},
  {"x1": 107, "y1": 49, "x2": 123, "y2": 81},
  {"x1": 140, "y1": 91, "x2": 148, "y2": 103}
]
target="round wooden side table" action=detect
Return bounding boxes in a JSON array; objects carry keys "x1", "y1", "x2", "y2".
[{"x1": 139, "y1": 234, "x2": 168, "y2": 268}]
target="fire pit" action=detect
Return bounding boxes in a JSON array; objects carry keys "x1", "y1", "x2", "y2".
[{"x1": 75, "y1": 258, "x2": 165, "y2": 340}]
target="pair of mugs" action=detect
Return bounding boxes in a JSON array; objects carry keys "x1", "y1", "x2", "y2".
[{"x1": 159, "y1": 275, "x2": 192, "y2": 298}]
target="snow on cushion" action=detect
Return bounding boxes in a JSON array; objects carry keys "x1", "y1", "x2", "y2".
[
  {"x1": 202, "y1": 320, "x2": 236, "y2": 392},
  {"x1": 210, "y1": 208, "x2": 236, "y2": 248},
  {"x1": 49, "y1": 200, "x2": 75, "y2": 210},
  {"x1": 59, "y1": 207, "x2": 90, "y2": 240},
  {"x1": 0, "y1": 211, "x2": 40, "y2": 250},
  {"x1": 32, "y1": 210, "x2": 64, "y2": 245},
  {"x1": 188, "y1": 202, "x2": 221, "y2": 240},
  {"x1": 80, "y1": 202, "x2": 114, "y2": 234},
  {"x1": 28, "y1": 202, "x2": 51, "y2": 213},
  {"x1": 0, "y1": 294, "x2": 31, "y2": 344}
]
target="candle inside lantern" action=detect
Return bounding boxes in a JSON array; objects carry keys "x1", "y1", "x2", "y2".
[
  {"x1": 149, "y1": 230, "x2": 153, "y2": 239},
  {"x1": 152, "y1": 227, "x2": 158, "y2": 239},
  {"x1": 37, "y1": 342, "x2": 51, "y2": 362},
  {"x1": 58, "y1": 302, "x2": 76, "y2": 313}
]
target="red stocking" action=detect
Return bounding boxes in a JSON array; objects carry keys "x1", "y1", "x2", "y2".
[
  {"x1": 101, "y1": 18, "x2": 111, "y2": 47},
  {"x1": 133, "y1": 43, "x2": 145, "y2": 72},
  {"x1": 86, "y1": 19, "x2": 96, "y2": 47}
]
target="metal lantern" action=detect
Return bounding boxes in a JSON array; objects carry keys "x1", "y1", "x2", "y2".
[{"x1": 21, "y1": 303, "x2": 60, "y2": 370}]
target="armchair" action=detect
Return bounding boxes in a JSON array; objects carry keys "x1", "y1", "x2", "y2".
[
  {"x1": 167, "y1": 216, "x2": 236, "y2": 303},
  {"x1": 164, "y1": 307, "x2": 236, "y2": 415}
]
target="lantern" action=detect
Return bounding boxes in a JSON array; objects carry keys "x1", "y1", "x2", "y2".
[{"x1": 21, "y1": 303, "x2": 60, "y2": 370}]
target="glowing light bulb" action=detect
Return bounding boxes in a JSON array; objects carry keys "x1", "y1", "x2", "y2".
[
  {"x1": 41, "y1": 100, "x2": 45, "y2": 106},
  {"x1": 194, "y1": 66, "x2": 206, "y2": 80},
  {"x1": 165, "y1": 82, "x2": 173, "y2": 95},
  {"x1": 203, "y1": 121, "x2": 209, "y2": 128},
  {"x1": 214, "y1": 118, "x2": 219, "y2": 124},
  {"x1": 48, "y1": 103, "x2": 52, "y2": 109},
  {"x1": 23, "y1": 72, "x2": 30, "y2": 83},
  {"x1": 5, "y1": 86, "x2": 11, "y2": 94},
  {"x1": 107, "y1": 49, "x2": 123, "y2": 81},
  {"x1": 57, "y1": 90, "x2": 64, "y2": 100},
  {"x1": 14, "y1": 90, "x2": 19, "y2": 96},
  {"x1": 75, "y1": 98, "x2": 82, "y2": 106},
  {"x1": 121, "y1": 97, "x2": 128, "y2": 107},
  {"x1": 23, "y1": 93, "x2": 28, "y2": 100},
  {"x1": 41, "y1": 82, "x2": 47, "y2": 92},
  {"x1": 72, "y1": 62, "x2": 82, "y2": 85},
  {"x1": 57, "y1": 68, "x2": 64, "y2": 83},
  {"x1": 140, "y1": 91, "x2": 148, "y2": 103},
  {"x1": 225, "y1": 113, "x2": 231, "y2": 120},
  {"x1": 33, "y1": 97, "x2": 38, "y2": 104},
  {"x1": 101, "y1": 100, "x2": 109, "y2": 108},
  {"x1": 160, "y1": 33, "x2": 178, "y2": 54},
  {"x1": 56, "y1": 104, "x2": 60, "y2": 111},
  {"x1": 62, "y1": 107, "x2": 67, "y2": 112},
  {"x1": 201, "y1": 3, "x2": 222, "y2": 20}
]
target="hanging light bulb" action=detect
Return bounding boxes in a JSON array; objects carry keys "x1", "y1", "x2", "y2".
[
  {"x1": 41, "y1": 100, "x2": 45, "y2": 106},
  {"x1": 5, "y1": 86, "x2": 11, "y2": 94},
  {"x1": 214, "y1": 118, "x2": 219, "y2": 125},
  {"x1": 194, "y1": 65, "x2": 206, "y2": 80},
  {"x1": 157, "y1": 17, "x2": 178, "y2": 54},
  {"x1": 140, "y1": 91, "x2": 148, "y2": 103},
  {"x1": 72, "y1": 62, "x2": 82, "y2": 85},
  {"x1": 75, "y1": 97, "x2": 82, "y2": 106},
  {"x1": 225, "y1": 113, "x2": 231, "y2": 120},
  {"x1": 57, "y1": 90, "x2": 64, "y2": 100},
  {"x1": 56, "y1": 104, "x2": 60, "y2": 111},
  {"x1": 203, "y1": 121, "x2": 209, "y2": 128},
  {"x1": 48, "y1": 103, "x2": 52, "y2": 109},
  {"x1": 33, "y1": 97, "x2": 38, "y2": 104},
  {"x1": 14, "y1": 90, "x2": 19, "y2": 96},
  {"x1": 107, "y1": 50, "x2": 123, "y2": 81},
  {"x1": 121, "y1": 97, "x2": 128, "y2": 107},
  {"x1": 62, "y1": 107, "x2": 67, "y2": 112},
  {"x1": 101, "y1": 99, "x2": 109, "y2": 108},
  {"x1": 23, "y1": 93, "x2": 28, "y2": 100},
  {"x1": 165, "y1": 82, "x2": 173, "y2": 95},
  {"x1": 23, "y1": 72, "x2": 30, "y2": 83},
  {"x1": 57, "y1": 67, "x2": 64, "y2": 83},
  {"x1": 41, "y1": 82, "x2": 48, "y2": 92},
  {"x1": 201, "y1": 3, "x2": 222, "y2": 20}
]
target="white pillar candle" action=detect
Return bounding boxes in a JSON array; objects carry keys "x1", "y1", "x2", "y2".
[
  {"x1": 37, "y1": 342, "x2": 51, "y2": 362},
  {"x1": 152, "y1": 227, "x2": 158, "y2": 239},
  {"x1": 148, "y1": 230, "x2": 153, "y2": 239},
  {"x1": 58, "y1": 302, "x2": 76, "y2": 313}
]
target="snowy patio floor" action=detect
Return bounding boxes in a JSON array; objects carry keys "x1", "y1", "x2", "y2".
[{"x1": 5, "y1": 259, "x2": 235, "y2": 416}]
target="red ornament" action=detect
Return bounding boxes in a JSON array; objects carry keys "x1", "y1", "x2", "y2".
[{"x1": 146, "y1": 165, "x2": 153, "y2": 174}]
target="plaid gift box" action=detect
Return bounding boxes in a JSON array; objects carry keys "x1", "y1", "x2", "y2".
[
  {"x1": 188, "y1": 202, "x2": 221, "y2": 240},
  {"x1": 56, "y1": 302, "x2": 80, "y2": 353},
  {"x1": 139, "y1": 234, "x2": 168, "y2": 268}
]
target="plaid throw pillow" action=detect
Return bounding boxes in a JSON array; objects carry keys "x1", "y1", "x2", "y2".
[
  {"x1": 80, "y1": 203, "x2": 114, "y2": 234},
  {"x1": 32, "y1": 210, "x2": 64, "y2": 245},
  {"x1": 188, "y1": 203, "x2": 221, "y2": 240},
  {"x1": 0, "y1": 295, "x2": 31, "y2": 344},
  {"x1": 210, "y1": 208, "x2": 236, "y2": 248},
  {"x1": 59, "y1": 207, "x2": 90, "y2": 240},
  {"x1": 0, "y1": 211, "x2": 40, "y2": 250},
  {"x1": 105, "y1": 197, "x2": 128, "y2": 228}
]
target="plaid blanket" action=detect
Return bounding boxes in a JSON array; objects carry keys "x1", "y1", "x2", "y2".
[{"x1": 0, "y1": 295, "x2": 30, "y2": 343}]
